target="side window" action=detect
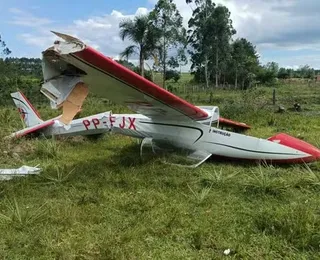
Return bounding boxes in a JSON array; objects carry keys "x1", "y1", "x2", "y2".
[
  {"x1": 211, "y1": 107, "x2": 219, "y2": 129},
  {"x1": 211, "y1": 120, "x2": 218, "y2": 128}
]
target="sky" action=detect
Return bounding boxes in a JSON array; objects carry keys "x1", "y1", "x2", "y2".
[{"x1": 1, "y1": 0, "x2": 320, "y2": 71}]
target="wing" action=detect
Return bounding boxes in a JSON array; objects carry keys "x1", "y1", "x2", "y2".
[
  {"x1": 41, "y1": 32, "x2": 208, "y2": 123},
  {"x1": 6, "y1": 120, "x2": 55, "y2": 139},
  {"x1": 219, "y1": 117, "x2": 251, "y2": 132}
]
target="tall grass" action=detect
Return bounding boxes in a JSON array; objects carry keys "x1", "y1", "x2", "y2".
[
  {"x1": 0, "y1": 83, "x2": 318, "y2": 258},
  {"x1": 0, "y1": 197, "x2": 47, "y2": 228}
]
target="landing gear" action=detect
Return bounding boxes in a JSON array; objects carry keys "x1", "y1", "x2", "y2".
[{"x1": 140, "y1": 138, "x2": 211, "y2": 168}]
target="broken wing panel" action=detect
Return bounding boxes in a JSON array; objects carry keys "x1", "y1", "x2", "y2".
[{"x1": 41, "y1": 33, "x2": 208, "y2": 122}]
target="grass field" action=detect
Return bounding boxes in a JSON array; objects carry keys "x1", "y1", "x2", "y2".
[{"x1": 0, "y1": 82, "x2": 319, "y2": 259}]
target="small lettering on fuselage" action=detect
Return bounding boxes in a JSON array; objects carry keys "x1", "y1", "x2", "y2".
[{"x1": 211, "y1": 129, "x2": 231, "y2": 137}]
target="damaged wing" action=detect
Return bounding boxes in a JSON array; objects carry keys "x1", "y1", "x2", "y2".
[{"x1": 40, "y1": 32, "x2": 209, "y2": 124}]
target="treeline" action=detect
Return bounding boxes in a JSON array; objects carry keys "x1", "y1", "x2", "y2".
[
  {"x1": 3, "y1": 57, "x2": 43, "y2": 78},
  {"x1": 278, "y1": 65, "x2": 318, "y2": 79},
  {"x1": 119, "y1": 0, "x2": 320, "y2": 89},
  {"x1": 0, "y1": 39, "x2": 43, "y2": 105}
]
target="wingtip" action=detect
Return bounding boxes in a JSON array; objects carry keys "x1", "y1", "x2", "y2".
[{"x1": 51, "y1": 31, "x2": 82, "y2": 43}]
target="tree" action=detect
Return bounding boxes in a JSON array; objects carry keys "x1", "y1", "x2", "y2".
[
  {"x1": 187, "y1": 0, "x2": 216, "y2": 88},
  {"x1": 278, "y1": 67, "x2": 290, "y2": 79},
  {"x1": 230, "y1": 38, "x2": 259, "y2": 89},
  {"x1": 299, "y1": 64, "x2": 315, "y2": 79},
  {"x1": 0, "y1": 35, "x2": 12, "y2": 77},
  {"x1": 115, "y1": 59, "x2": 153, "y2": 81},
  {"x1": 119, "y1": 14, "x2": 158, "y2": 77},
  {"x1": 165, "y1": 69, "x2": 180, "y2": 82},
  {"x1": 187, "y1": 1, "x2": 235, "y2": 88},
  {"x1": 149, "y1": 0, "x2": 186, "y2": 89},
  {"x1": 256, "y1": 62, "x2": 279, "y2": 85},
  {"x1": 0, "y1": 35, "x2": 11, "y2": 57},
  {"x1": 176, "y1": 47, "x2": 188, "y2": 73},
  {"x1": 210, "y1": 5, "x2": 236, "y2": 88}
]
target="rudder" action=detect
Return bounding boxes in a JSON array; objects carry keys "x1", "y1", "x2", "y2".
[{"x1": 11, "y1": 92, "x2": 43, "y2": 127}]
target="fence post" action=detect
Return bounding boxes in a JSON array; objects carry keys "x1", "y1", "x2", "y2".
[{"x1": 273, "y1": 88, "x2": 276, "y2": 105}]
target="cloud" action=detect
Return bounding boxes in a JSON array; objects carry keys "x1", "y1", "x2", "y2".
[
  {"x1": 7, "y1": 0, "x2": 320, "y2": 69},
  {"x1": 9, "y1": 8, "x2": 53, "y2": 27},
  {"x1": 261, "y1": 53, "x2": 320, "y2": 70},
  {"x1": 172, "y1": 0, "x2": 320, "y2": 52},
  {"x1": 19, "y1": 32, "x2": 56, "y2": 49},
  {"x1": 9, "y1": 7, "x2": 152, "y2": 59},
  {"x1": 221, "y1": 0, "x2": 320, "y2": 51}
]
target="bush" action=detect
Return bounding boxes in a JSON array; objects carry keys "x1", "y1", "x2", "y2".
[{"x1": 165, "y1": 70, "x2": 180, "y2": 82}]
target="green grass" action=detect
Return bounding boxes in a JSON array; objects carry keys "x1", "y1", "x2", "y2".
[
  {"x1": 0, "y1": 83, "x2": 319, "y2": 259},
  {"x1": 154, "y1": 72, "x2": 194, "y2": 91}
]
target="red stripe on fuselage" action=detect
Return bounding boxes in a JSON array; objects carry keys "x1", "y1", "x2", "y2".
[{"x1": 15, "y1": 120, "x2": 54, "y2": 138}]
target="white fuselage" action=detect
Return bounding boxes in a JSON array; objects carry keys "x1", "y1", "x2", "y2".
[
  {"x1": 108, "y1": 113, "x2": 311, "y2": 162},
  {"x1": 44, "y1": 112, "x2": 111, "y2": 137}
]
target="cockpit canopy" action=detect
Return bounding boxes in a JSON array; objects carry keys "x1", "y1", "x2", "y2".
[{"x1": 196, "y1": 106, "x2": 220, "y2": 127}]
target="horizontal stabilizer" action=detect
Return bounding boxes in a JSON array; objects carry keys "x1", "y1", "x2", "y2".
[{"x1": 5, "y1": 120, "x2": 55, "y2": 139}]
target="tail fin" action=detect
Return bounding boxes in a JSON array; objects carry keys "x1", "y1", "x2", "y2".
[{"x1": 11, "y1": 92, "x2": 43, "y2": 127}]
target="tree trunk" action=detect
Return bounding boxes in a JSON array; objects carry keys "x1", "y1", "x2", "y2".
[
  {"x1": 205, "y1": 54, "x2": 209, "y2": 89},
  {"x1": 162, "y1": 37, "x2": 167, "y2": 90},
  {"x1": 139, "y1": 51, "x2": 144, "y2": 77},
  {"x1": 235, "y1": 67, "x2": 238, "y2": 89},
  {"x1": 204, "y1": 1, "x2": 209, "y2": 90},
  {"x1": 215, "y1": 46, "x2": 218, "y2": 88}
]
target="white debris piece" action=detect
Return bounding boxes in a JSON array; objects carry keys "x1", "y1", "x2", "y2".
[
  {"x1": 0, "y1": 166, "x2": 41, "y2": 180},
  {"x1": 223, "y1": 249, "x2": 231, "y2": 256}
]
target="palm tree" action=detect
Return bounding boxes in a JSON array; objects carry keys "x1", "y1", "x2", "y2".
[{"x1": 119, "y1": 14, "x2": 157, "y2": 77}]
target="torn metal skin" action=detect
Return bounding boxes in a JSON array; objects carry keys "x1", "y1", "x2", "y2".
[
  {"x1": 41, "y1": 32, "x2": 88, "y2": 125},
  {"x1": 60, "y1": 82, "x2": 88, "y2": 124}
]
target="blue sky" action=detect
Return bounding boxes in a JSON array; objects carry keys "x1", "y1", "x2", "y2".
[{"x1": 1, "y1": 0, "x2": 320, "y2": 70}]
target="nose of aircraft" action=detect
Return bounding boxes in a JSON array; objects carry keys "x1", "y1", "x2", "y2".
[{"x1": 268, "y1": 133, "x2": 320, "y2": 163}]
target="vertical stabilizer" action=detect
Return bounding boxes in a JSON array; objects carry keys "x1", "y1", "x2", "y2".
[{"x1": 11, "y1": 92, "x2": 43, "y2": 127}]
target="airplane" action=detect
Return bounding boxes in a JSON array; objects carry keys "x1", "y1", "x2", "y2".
[
  {"x1": 6, "y1": 91, "x2": 111, "y2": 139},
  {"x1": 34, "y1": 32, "x2": 320, "y2": 166}
]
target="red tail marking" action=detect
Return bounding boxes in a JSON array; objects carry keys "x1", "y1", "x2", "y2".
[
  {"x1": 128, "y1": 117, "x2": 136, "y2": 130},
  {"x1": 18, "y1": 108, "x2": 26, "y2": 120},
  {"x1": 19, "y1": 91, "x2": 41, "y2": 119}
]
